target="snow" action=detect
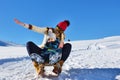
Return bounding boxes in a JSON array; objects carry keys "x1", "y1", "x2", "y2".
[{"x1": 0, "y1": 36, "x2": 120, "y2": 80}]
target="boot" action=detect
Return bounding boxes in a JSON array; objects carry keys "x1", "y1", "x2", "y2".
[
  {"x1": 33, "y1": 61, "x2": 40, "y2": 74},
  {"x1": 32, "y1": 61, "x2": 45, "y2": 75},
  {"x1": 38, "y1": 64, "x2": 45, "y2": 75},
  {"x1": 52, "y1": 60, "x2": 64, "y2": 75}
]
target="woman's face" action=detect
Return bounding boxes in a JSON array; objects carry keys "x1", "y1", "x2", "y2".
[{"x1": 55, "y1": 27, "x2": 64, "y2": 34}]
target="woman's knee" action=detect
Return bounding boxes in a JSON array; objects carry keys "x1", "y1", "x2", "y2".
[
  {"x1": 64, "y1": 43, "x2": 72, "y2": 49},
  {"x1": 26, "y1": 41, "x2": 34, "y2": 47}
]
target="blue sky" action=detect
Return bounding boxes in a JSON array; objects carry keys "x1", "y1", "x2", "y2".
[{"x1": 0, "y1": 0, "x2": 120, "y2": 45}]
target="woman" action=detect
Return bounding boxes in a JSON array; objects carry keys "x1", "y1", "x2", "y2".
[{"x1": 14, "y1": 18, "x2": 72, "y2": 75}]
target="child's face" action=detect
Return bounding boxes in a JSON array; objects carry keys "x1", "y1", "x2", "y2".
[{"x1": 47, "y1": 38, "x2": 55, "y2": 42}]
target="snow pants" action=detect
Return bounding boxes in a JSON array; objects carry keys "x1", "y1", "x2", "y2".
[{"x1": 26, "y1": 41, "x2": 72, "y2": 62}]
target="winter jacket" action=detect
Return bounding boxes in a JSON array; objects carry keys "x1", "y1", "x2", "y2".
[{"x1": 22, "y1": 24, "x2": 65, "y2": 48}]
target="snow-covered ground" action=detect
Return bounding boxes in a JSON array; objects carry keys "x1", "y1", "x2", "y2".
[{"x1": 0, "y1": 36, "x2": 120, "y2": 80}]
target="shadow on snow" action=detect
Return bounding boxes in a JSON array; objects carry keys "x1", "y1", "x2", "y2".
[
  {"x1": 0, "y1": 56, "x2": 30, "y2": 65},
  {"x1": 60, "y1": 68, "x2": 120, "y2": 80}
]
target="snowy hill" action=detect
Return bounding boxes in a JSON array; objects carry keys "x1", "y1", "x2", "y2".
[
  {"x1": 0, "y1": 40, "x2": 23, "y2": 47},
  {"x1": 0, "y1": 36, "x2": 120, "y2": 80}
]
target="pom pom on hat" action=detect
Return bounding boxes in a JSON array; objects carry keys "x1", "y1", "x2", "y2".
[{"x1": 57, "y1": 20, "x2": 70, "y2": 31}]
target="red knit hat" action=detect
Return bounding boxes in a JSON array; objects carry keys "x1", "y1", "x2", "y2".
[{"x1": 57, "y1": 20, "x2": 70, "y2": 31}]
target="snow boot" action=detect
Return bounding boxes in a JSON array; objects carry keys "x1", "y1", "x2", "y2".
[
  {"x1": 52, "y1": 60, "x2": 64, "y2": 75},
  {"x1": 38, "y1": 64, "x2": 45, "y2": 75},
  {"x1": 33, "y1": 61, "x2": 45, "y2": 75}
]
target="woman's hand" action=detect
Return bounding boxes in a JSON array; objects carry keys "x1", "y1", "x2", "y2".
[
  {"x1": 58, "y1": 42, "x2": 64, "y2": 48},
  {"x1": 14, "y1": 18, "x2": 25, "y2": 26}
]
